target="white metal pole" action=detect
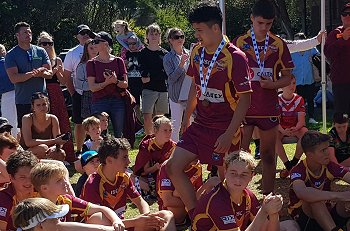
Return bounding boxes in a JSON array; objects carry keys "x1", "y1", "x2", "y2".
[
  {"x1": 321, "y1": 0, "x2": 327, "y2": 133},
  {"x1": 219, "y1": 0, "x2": 226, "y2": 34}
]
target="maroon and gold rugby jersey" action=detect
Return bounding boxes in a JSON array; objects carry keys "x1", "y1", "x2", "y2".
[
  {"x1": 81, "y1": 166, "x2": 140, "y2": 219},
  {"x1": 233, "y1": 31, "x2": 294, "y2": 118},
  {"x1": 0, "y1": 183, "x2": 38, "y2": 231},
  {"x1": 133, "y1": 134, "x2": 176, "y2": 176},
  {"x1": 186, "y1": 38, "x2": 252, "y2": 134},
  {"x1": 57, "y1": 194, "x2": 90, "y2": 222},
  {"x1": 278, "y1": 93, "x2": 305, "y2": 129},
  {"x1": 157, "y1": 160, "x2": 203, "y2": 210},
  {"x1": 288, "y1": 159, "x2": 348, "y2": 217},
  {"x1": 192, "y1": 182, "x2": 260, "y2": 231}
]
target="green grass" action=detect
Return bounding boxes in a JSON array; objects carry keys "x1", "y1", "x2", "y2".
[{"x1": 69, "y1": 107, "x2": 339, "y2": 226}]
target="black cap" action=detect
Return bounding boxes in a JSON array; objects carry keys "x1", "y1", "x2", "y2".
[
  {"x1": 76, "y1": 24, "x2": 96, "y2": 38},
  {"x1": 0, "y1": 117, "x2": 13, "y2": 130},
  {"x1": 80, "y1": 150, "x2": 99, "y2": 167},
  {"x1": 342, "y1": 3, "x2": 350, "y2": 12},
  {"x1": 96, "y1": 31, "x2": 113, "y2": 47}
]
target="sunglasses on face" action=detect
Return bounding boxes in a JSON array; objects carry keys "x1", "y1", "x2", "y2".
[
  {"x1": 39, "y1": 42, "x2": 54, "y2": 46},
  {"x1": 173, "y1": 35, "x2": 185, "y2": 40},
  {"x1": 128, "y1": 42, "x2": 137, "y2": 46},
  {"x1": 92, "y1": 39, "x2": 106, "y2": 45},
  {"x1": 341, "y1": 12, "x2": 350, "y2": 17},
  {"x1": 0, "y1": 127, "x2": 11, "y2": 133},
  {"x1": 79, "y1": 30, "x2": 90, "y2": 36},
  {"x1": 27, "y1": 50, "x2": 32, "y2": 62}
]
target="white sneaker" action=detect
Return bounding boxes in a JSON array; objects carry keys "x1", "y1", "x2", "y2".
[{"x1": 308, "y1": 118, "x2": 318, "y2": 124}]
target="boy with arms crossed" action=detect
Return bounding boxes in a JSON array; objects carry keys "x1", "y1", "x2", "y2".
[
  {"x1": 30, "y1": 161, "x2": 124, "y2": 230},
  {"x1": 81, "y1": 137, "x2": 175, "y2": 231},
  {"x1": 233, "y1": 0, "x2": 294, "y2": 194},
  {"x1": 289, "y1": 131, "x2": 350, "y2": 231},
  {"x1": 166, "y1": 1, "x2": 252, "y2": 216},
  {"x1": 192, "y1": 151, "x2": 288, "y2": 231}
]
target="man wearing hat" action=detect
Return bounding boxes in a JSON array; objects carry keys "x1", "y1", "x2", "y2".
[
  {"x1": 325, "y1": 3, "x2": 350, "y2": 116},
  {"x1": 0, "y1": 117, "x2": 13, "y2": 134},
  {"x1": 63, "y1": 24, "x2": 95, "y2": 156},
  {"x1": 5, "y1": 22, "x2": 52, "y2": 129}
]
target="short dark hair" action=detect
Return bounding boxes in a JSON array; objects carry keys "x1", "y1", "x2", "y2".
[
  {"x1": 301, "y1": 130, "x2": 330, "y2": 153},
  {"x1": 333, "y1": 113, "x2": 349, "y2": 124},
  {"x1": 14, "y1": 22, "x2": 30, "y2": 34},
  {"x1": 188, "y1": 1, "x2": 222, "y2": 29},
  {"x1": 6, "y1": 150, "x2": 39, "y2": 176},
  {"x1": 251, "y1": 0, "x2": 276, "y2": 19},
  {"x1": 98, "y1": 137, "x2": 131, "y2": 164},
  {"x1": 0, "y1": 133, "x2": 19, "y2": 156}
]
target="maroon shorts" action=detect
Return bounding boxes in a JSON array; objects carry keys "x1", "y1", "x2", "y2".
[
  {"x1": 177, "y1": 123, "x2": 240, "y2": 166},
  {"x1": 244, "y1": 117, "x2": 279, "y2": 131}
]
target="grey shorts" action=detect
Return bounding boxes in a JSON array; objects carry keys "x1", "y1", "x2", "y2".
[{"x1": 142, "y1": 89, "x2": 169, "y2": 114}]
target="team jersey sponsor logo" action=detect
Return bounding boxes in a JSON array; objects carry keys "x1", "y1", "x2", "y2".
[
  {"x1": 239, "y1": 76, "x2": 252, "y2": 86},
  {"x1": 249, "y1": 67, "x2": 273, "y2": 81},
  {"x1": 0, "y1": 207, "x2": 7, "y2": 217},
  {"x1": 290, "y1": 172, "x2": 302, "y2": 180},
  {"x1": 269, "y1": 45, "x2": 278, "y2": 53},
  {"x1": 220, "y1": 215, "x2": 235, "y2": 224},
  {"x1": 161, "y1": 179, "x2": 172, "y2": 187},
  {"x1": 198, "y1": 87, "x2": 225, "y2": 103}
]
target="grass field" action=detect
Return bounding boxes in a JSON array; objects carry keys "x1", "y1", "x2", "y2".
[{"x1": 69, "y1": 107, "x2": 341, "y2": 228}]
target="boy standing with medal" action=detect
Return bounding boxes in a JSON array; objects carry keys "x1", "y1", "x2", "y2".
[
  {"x1": 166, "y1": 1, "x2": 252, "y2": 217},
  {"x1": 233, "y1": 0, "x2": 294, "y2": 195}
]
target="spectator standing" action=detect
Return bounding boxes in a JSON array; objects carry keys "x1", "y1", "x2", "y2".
[
  {"x1": 139, "y1": 24, "x2": 169, "y2": 135},
  {"x1": 325, "y1": 3, "x2": 350, "y2": 116},
  {"x1": 87, "y1": 32, "x2": 128, "y2": 138},
  {"x1": 63, "y1": 24, "x2": 95, "y2": 155},
  {"x1": 291, "y1": 32, "x2": 319, "y2": 124},
  {"x1": 76, "y1": 39, "x2": 98, "y2": 120},
  {"x1": 163, "y1": 28, "x2": 191, "y2": 142},
  {"x1": 0, "y1": 44, "x2": 17, "y2": 137},
  {"x1": 38, "y1": 31, "x2": 74, "y2": 161},
  {"x1": 125, "y1": 35, "x2": 143, "y2": 121},
  {"x1": 5, "y1": 22, "x2": 52, "y2": 129}
]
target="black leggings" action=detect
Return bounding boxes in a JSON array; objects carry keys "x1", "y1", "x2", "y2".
[{"x1": 296, "y1": 83, "x2": 317, "y2": 118}]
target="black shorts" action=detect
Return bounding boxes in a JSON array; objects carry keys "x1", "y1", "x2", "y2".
[
  {"x1": 16, "y1": 104, "x2": 32, "y2": 128},
  {"x1": 128, "y1": 78, "x2": 143, "y2": 105},
  {"x1": 72, "y1": 92, "x2": 83, "y2": 124},
  {"x1": 295, "y1": 205, "x2": 348, "y2": 231}
]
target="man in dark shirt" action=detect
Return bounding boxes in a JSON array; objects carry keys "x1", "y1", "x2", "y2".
[{"x1": 325, "y1": 3, "x2": 350, "y2": 116}]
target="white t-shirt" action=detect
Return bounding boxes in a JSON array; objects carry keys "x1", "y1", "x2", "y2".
[{"x1": 63, "y1": 44, "x2": 84, "y2": 94}]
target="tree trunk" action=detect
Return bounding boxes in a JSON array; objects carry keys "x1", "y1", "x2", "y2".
[{"x1": 273, "y1": 0, "x2": 293, "y2": 39}]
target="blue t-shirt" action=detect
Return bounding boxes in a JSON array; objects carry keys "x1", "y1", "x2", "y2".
[
  {"x1": 0, "y1": 57, "x2": 14, "y2": 94},
  {"x1": 5, "y1": 45, "x2": 50, "y2": 104},
  {"x1": 291, "y1": 48, "x2": 319, "y2": 86}
]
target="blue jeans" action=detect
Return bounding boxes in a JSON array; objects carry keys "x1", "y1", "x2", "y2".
[{"x1": 92, "y1": 97, "x2": 125, "y2": 137}]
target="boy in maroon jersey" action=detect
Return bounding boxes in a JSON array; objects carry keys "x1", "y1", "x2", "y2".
[
  {"x1": 81, "y1": 136, "x2": 176, "y2": 231},
  {"x1": 30, "y1": 161, "x2": 124, "y2": 230},
  {"x1": 192, "y1": 150, "x2": 287, "y2": 231},
  {"x1": 0, "y1": 151, "x2": 39, "y2": 231},
  {"x1": 166, "y1": 1, "x2": 252, "y2": 216},
  {"x1": 289, "y1": 130, "x2": 350, "y2": 231},
  {"x1": 232, "y1": 0, "x2": 294, "y2": 194}
]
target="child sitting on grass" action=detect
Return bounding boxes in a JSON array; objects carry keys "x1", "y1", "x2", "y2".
[
  {"x1": 12, "y1": 197, "x2": 122, "y2": 231},
  {"x1": 133, "y1": 115, "x2": 176, "y2": 198},
  {"x1": 81, "y1": 136, "x2": 176, "y2": 230},
  {"x1": 93, "y1": 112, "x2": 109, "y2": 137},
  {"x1": 30, "y1": 161, "x2": 124, "y2": 229},
  {"x1": 329, "y1": 113, "x2": 350, "y2": 167},
  {"x1": 192, "y1": 150, "x2": 297, "y2": 231},
  {"x1": 276, "y1": 75, "x2": 308, "y2": 178},
  {"x1": 75, "y1": 116, "x2": 103, "y2": 173},
  {"x1": 74, "y1": 150, "x2": 100, "y2": 197},
  {"x1": 289, "y1": 130, "x2": 350, "y2": 231}
]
